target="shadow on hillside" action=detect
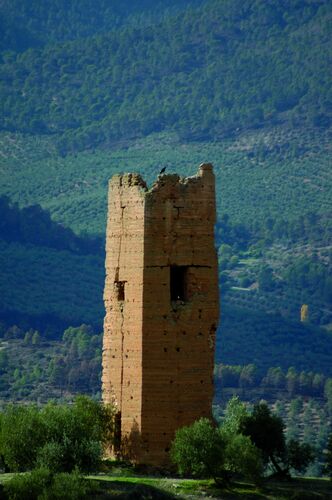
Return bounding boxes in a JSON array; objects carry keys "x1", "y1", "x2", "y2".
[{"x1": 0, "y1": 195, "x2": 103, "y2": 255}]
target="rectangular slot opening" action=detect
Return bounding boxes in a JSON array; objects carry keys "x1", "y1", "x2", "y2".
[
  {"x1": 170, "y1": 266, "x2": 187, "y2": 302},
  {"x1": 115, "y1": 281, "x2": 125, "y2": 301}
]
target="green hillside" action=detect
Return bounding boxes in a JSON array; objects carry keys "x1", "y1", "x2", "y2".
[
  {"x1": 217, "y1": 305, "x2": 332, "y2": 376},
  {"x1": 0, "y1": 0, "x2": 331, "y2": 396},
  {"x1": 0, "y1": 240, "x2": 104, "y2": 327},
  {"x1": 1, "y1": 0, "x2": 331, "y2": 150},
  {"x1": 0, "y1": 0, "x2": 200, "y2": 52},
  {"x1": 1, "y1": 127, "x2": 331, "y2": 235}
]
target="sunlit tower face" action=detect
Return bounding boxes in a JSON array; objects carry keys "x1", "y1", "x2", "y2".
[{"x1": 102, "y1": 164, "x2": 219, "y2": 465}]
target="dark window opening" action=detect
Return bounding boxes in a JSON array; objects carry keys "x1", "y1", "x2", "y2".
[
  {"x1": 115, "y1": 281, "x2": 125, "y2": 301},
  {"x1": 170, "y1": 266, "x2": 187, "y2": 301}
]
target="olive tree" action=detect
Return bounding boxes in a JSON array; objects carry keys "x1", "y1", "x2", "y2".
[
  {"x1": 241, "y1": 403, "x2": 315, "y2": 477},
  {"x1": 170, "y1": 418, "x2": 225, "y2": 484},
  {"x1": 0, "y1": 396, "x2": 115, "y2": 473}
]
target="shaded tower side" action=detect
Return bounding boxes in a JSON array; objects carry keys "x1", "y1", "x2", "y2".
[
  {"x1": 102, "y1": 173, "x2": 147, "y2": 458},
  {"x1": 140, "y1": 163, "x2": 219, "y2": 465}
]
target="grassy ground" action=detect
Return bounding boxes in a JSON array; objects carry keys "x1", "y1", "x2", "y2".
[
  {"x1": 0, "y1": 471, "x2": 331, "y2": 499},
  {"x1": 86, "y1": 473, "x2": 332, "y2": 499}
]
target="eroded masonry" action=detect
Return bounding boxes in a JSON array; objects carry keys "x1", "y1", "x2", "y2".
[{"x1": 102, "y1": 163, "x2": 219, "y2": 466}]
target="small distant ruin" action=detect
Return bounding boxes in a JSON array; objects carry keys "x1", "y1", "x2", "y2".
[{"x1": 102, "y1": 163, "x2": 219, "y2": 466}]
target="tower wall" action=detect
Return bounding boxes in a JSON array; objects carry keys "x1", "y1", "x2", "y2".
[
  {"x1": 102, "y1": 173, "x2": 147, "y2": 441},
  {"x1": 102, "y1": 164, "x2": 219, "y2": 465}
]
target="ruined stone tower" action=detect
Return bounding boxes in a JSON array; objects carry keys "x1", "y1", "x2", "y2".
[{"x1": 102, "y1": 163, "x2": 219, "y2": 466}]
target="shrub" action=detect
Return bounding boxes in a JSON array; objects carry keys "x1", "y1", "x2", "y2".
[
  {"x1": 170, "y1": 418, "x2": 225, "y2": 484},
  {"x1": 37, "y1": 397, "x2": 110, "y2": 472},
  {"x1": 0, "y1": 405, "x2": 46, "y2": 471},
  {"x1": 220, "y1": 397, "x2": 263, "y2": 483},
  {"x1": 171, "y1": 411, "x2": 264, "y2": 485},
  {"x1": 0, "y1": 396, "x2": 115, "y2": 473},
  {"x1": 224, "y1": 433, "x2": 263, "y2": 483},
  {"x1": 3, "y1": 467, "x2": 52, "y2": 500},
  {"x1": 36, "y1": 442, "x2": 64, "y2": 473},
  {"x1": 4, "y1": 468, "x2": 92, "y2": 500},
  {"x1": 39, "y1": 470, "x2": 91, "y2": 500},
  {"x1": 241, "y1": 403, "x2": 315, "y2": 477}
]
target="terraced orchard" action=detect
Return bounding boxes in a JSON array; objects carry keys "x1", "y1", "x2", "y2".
[
  {"x1": 0, "y1": 126, "x2": 331, "y2": 235},
  {"x1": 0, "y1": 126, "x2": 331, "y2": 380}
]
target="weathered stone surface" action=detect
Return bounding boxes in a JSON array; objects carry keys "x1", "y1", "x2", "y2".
[{"x1": 102, "y1": 164, "x2": 219, "y2": 466}]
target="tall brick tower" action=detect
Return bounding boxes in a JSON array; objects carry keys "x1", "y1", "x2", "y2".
[{"x1": 102, "y1": 163, "x2": 219, "y2": 466}]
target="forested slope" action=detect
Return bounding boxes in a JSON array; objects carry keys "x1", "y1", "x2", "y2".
[
  {"x1": 0, "y1": 0, "x2": 331, "y2": 397},
  {"x1": 0, "y1": 0, "x2": 201, "y2": 52},
  {"x1": 1, "y1": 0, "x2": 331, "y2": 151}
]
